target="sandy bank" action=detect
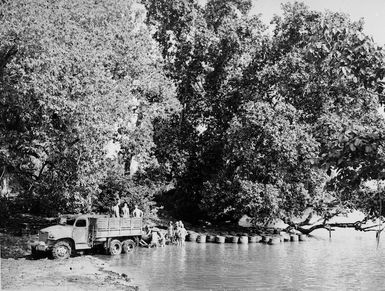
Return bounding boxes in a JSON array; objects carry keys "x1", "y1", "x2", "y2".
[{"x1": 1, "y1": 255, "x2": 138, "y2": 291}]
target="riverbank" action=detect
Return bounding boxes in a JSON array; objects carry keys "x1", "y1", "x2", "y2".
[
  {"x1": 1, "y1": 249, "x2": 138, "y2": 290},
  {"x1": 0, "y1": 231, "x2": 138, "y2": 290}
]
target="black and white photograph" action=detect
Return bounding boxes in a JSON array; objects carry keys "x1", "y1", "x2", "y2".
[{"x1": 1, "y1": 0, "x2": 385, "y2": 290}]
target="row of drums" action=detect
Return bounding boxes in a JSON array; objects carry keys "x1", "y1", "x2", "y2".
[{"x1": 186, "y1": 232, "x2": 307, "y2": 245}]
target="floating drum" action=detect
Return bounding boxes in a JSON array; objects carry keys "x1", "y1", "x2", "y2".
[
  {"x1": 281, "y1": 233, "x2": 290, "y2": 242},
  {"x1": 268, "y1": 237, "x2": 281, "y2": 245},
  {"x1": 227, "y1": 236, "x2": 239, "y2": 243},
  {"x1": 239, "y1": 236, "x2": 248, "y2": 244},
  {"x1": 215, "y1": 236, "x2": 225, "y2": 243},
  {"x1": 290, "y1": 234, "x2": 299, "y2": 242},
  {"x1": 206, "y1": 235, "x2": 216, "y2": 243},
  {"x1": 187, "y1": 233, "x2": 198, "y2": 242},
  {"x1": 298, "y1": 234, "x2": 306, "y2": 241},
  {"x1": 261, "y1": 236, "x2": 271, "y2": 243},
  {"x1": 197, "y1": 235, "x2": 206, "y2": 243},
  {"x1": 249, "y1": 235, "x2": 262, "y2": 243}
]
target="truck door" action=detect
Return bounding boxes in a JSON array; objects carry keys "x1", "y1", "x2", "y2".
[{"x1": 73, "y1": 218, "x2": 88, "y2": 246}]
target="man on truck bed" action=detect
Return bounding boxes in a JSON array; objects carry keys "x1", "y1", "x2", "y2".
[
  {"x1": 132, "y1": 205, "x2": 143, "y2": 218},
  {"x1": 122, "y1": 202, "x2": 130, "y2": 218},
  {"x1": 112, "y1": 200, "x2": 120, "y2": 217}
]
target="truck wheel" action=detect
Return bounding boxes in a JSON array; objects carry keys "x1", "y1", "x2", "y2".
[
  {"x1": 52, "y1": 241, "x2": 72, "y2": 260},
  {"x1": 109, "y1": 239, "x2": 122, "y2": 255},
  {"x1": 122, "y1": 239, "x2": 135, "y2": 253}
]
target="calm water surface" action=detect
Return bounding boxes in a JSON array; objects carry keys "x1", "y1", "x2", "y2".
[{"x1": 102, "y1": 229, "x2": 385, "y2": 290}]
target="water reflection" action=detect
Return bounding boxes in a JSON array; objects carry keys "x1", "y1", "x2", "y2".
[{"x1": 103, "y1": 229, "x2": 384, "y2": 290}]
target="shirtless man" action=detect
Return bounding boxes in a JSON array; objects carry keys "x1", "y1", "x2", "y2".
[
  {"x1": 167, "y1": 221, "x2": 174, "y2": 244},
  {"x1": 158, "y1": 231, "x2": 166, "y2": 247},
  {"x1": 132, "y1": 205, "x2": 143, "y2": 218},
  {"x1": 122, "y1": 202, "x2": 130, "y2": 218},
  {"x1": 112, "y1": 200, "x2": 120, "y2": 218},
  {"x1": 179, "y1": 226, "x2": 187, "y2": 246},
  {"x1": 149, "y1": 230, "x2": 159, "y2": 248}
]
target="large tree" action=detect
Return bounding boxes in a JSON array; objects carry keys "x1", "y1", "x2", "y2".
[
  {"x1": 146, "y1": 0, "x2": 385, "y2": 227},
  {"x1": 0, "y1": 0, "x2": 179, "y2": 215},
  {"x1": 246, "y1": 3, "x2": 385, "y2": 226},
  {"x1": 144, "y1": 0, "x2": 265, "y2": 219}
]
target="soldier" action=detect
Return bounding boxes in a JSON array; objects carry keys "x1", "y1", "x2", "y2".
[
  {"x1": 122, "y1": 202, "x2": 130, "y2": 218},
  {"x1": 132, "y1": 205, "x2": 143, "y2": 218},
  {"x1": 167, "y1": 221, "x2": 174, "y2": 244},
  {"x1": 158, "y1": 231, "x2": 166, "y2": 247},
  {"x1": 149, "y1": 230, "x2": 159, "y2": 248},
  {"x1": 179, "y1": 225, "x2": 187, "y2": 246},
  {"x1": 112, "y1": 200, "x2": 120, "y2": 218}
]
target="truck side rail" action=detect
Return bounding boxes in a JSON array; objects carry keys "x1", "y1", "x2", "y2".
[{"x1": 89, "y1": 217, "x2": 142, "y2": 239}]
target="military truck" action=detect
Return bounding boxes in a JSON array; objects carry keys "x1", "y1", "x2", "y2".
[{"x1": 31, "y1": 214, "x2": 143, "y2": 259}]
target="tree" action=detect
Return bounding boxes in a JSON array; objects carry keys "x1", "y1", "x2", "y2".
[
  {"x1": 239, "y1": 2, "x2": 385, "y2": 228},
  {"x1": 143, "y1": 0, "x2": 265, "y2": 220},
  {"x1": 147, "y1": 1, "x2": 385, "y2": 227},
  {"x1": 201, "y1": 101, "x2": 324, "y2": 223},
  {"x1": 0, "y1": 0, "x2": 179, "y2": 215}
]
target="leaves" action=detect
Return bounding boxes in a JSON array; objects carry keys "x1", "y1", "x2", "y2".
[
  {"x1": 148, "y1": 1, "x2": 385, "y2": 223},
  {"x1": 0, "y1": 0, "x2": 179, "y2": 215}
]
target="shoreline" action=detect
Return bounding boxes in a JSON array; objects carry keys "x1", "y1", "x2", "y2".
[{"x1": 1, "y1": 253, "x2": 138, "y2": 291}]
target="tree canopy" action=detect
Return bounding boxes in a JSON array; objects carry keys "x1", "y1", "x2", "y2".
[
  {"x1": 145, "y1": 0, "x2": 385, "y2": 225},
  {"x1": 0, "y1": 0, "x2": 179, "y2": 216},
  {"x1": 1, "y1": 0, "x2": 385, "y2": 228}
]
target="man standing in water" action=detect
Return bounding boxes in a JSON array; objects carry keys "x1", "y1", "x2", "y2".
[
  {"x1": 167, "y1": 221, "x2": 174, "y2": 244},
  {"x1": 132, "y1": 205, "x2": 143, "y2": 218},
  {"x1": 179, "y1": 224, "x2": 187, "y2": 246},
  {"x1": 149, "y1": 230, "x2": 159, "y2": 248}
]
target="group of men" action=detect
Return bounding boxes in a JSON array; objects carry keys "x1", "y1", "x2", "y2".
[
  {"x1": 110, "y1": 199, "x2": 189, "y2": 248},
  {"x1": 167, "y1": 221, "x2": 188, "y2": 246},
  {"x1": 141, "y1": 220, "x2": 188, "y2": 248},
  {"x1": 111, "y1": 200, "x2": 143, "y2": 218}
]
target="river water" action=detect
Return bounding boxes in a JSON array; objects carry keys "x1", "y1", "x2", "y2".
[{"x1": 102, "y1": 229, "x2": 385, "y2": 290}]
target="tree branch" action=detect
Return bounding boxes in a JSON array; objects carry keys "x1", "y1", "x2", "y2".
[{"x1": 284, "y1": 213, "x2": 382, "y2": 235}]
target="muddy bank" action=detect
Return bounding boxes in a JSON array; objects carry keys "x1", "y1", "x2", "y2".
[
  {"x1": 0, "y1": 232, "x2": 33, "y2": 259},
  {"x1": 1, "y1": 254, "x2": 138, "y2": 290},
  {"x1": 1, "y1": 232, "x2": 138, "y2": 290}
]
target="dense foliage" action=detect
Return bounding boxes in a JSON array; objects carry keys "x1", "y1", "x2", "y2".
[
  {"x1": 145, "y1": 0, "x2": 385, "y2": 223},
  {"x1": 1, "y1": 0, "x2": 385, "y2": 225},
  {"x1": 0, "y1": 0, "x2": 179, "y2": 216}
]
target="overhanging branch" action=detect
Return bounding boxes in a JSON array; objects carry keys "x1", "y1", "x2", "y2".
[{"x1": 284, "y1": 213, "x2": 382, "y2": 235}]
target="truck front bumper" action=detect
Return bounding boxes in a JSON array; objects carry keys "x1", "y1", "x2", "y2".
[{"x1": 31, "y1": 241, "x2": 49, "y2": 252}]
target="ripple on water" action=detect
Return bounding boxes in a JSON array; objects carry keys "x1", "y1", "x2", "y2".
[{"x1": 102, "y1": 229, "x2": 385, "y2": 290}]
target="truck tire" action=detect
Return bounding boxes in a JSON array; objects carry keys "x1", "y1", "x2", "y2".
[
  {"x1": 122, "y1": 239, "x2": 135, "y2": 253},
  {"x1": 109, "y1": 239, "x2": 122, "y2": 255},
  {"x1": 52, "y1": 241, "x2": 72, "y2": 260}
]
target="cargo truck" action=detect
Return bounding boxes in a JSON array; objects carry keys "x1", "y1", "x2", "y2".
[{"x1": 31, "y1": 215, "x2": 143, "y2": 259}]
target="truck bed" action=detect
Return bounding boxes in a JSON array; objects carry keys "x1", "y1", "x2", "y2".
[{"x1": 89, "y1": 217, "x2": 142, "y2": 238}]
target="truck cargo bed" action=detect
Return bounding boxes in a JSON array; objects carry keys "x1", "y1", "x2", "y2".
[{"x1": 89, "y1": 217, "x2": 142, "y2": 238}]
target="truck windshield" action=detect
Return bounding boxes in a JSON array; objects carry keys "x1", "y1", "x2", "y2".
[
  {"x1": 66, "y1": 218, "x2": 76, "y2": 225},
  {"x1": 59, "y1": 217, "x2": 76, "y2": 225}
]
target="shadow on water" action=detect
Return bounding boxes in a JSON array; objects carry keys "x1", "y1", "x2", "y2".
[{"x1": 99, "y1": 229, "x2": 385, "y2": 290}]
